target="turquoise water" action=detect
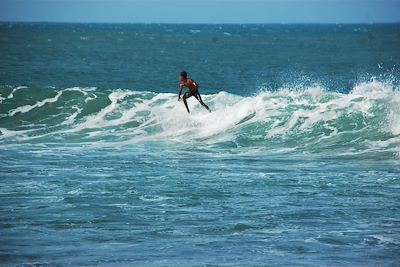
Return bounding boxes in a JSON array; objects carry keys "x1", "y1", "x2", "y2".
[{"x1": 0, "y1": 23, "x2": 400, "y2": 266}]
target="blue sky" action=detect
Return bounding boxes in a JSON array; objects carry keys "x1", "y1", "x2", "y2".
[{"x1": 0, "y1": 0, "x2": 399, "y2": 23}]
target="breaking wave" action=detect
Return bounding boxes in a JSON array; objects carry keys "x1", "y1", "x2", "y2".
[{"x1": 0, "y1": 81, "x2": 399, "y2": 158}]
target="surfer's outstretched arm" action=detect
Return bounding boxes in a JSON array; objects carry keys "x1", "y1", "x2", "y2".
[{"x1": 178, "y1": 84, "x2": 183, "y2": 101}]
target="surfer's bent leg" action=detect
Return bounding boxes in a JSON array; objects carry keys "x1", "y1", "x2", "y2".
[
  {"x1": 182, "y1": 92, "x2": 191, "y2": 113},
  {"x1": 195, "y1": 92, "x2": 211, "y2": 112}
]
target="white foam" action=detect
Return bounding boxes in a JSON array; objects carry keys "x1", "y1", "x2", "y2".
[
  {"x1": 389, "y1": 91, "x2": 400, "y2": 135},
  {"x1": 7, "y1": 86, "x2": 28, "y2": 99},
  {"x1": 144, "y1": 92, "x2": 259, "y2": 142},
  {"x1": 61, "y1": 106, "x2": 82, "y2": 125},
  {"x1": 0, "y1": 128, "x2": 20, "y2": 138},
  {"x1": 8, "y1": 90, "x2": 64, "y2": 116},
  {"x1": 69, "y1": 90, "x2": 136, "y2": 132},
  {"x1": 267, "y1": 81, "x2": 397, "y2": 137}
]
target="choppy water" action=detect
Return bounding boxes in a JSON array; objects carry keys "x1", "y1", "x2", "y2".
[{"x1": 0, "y1": 23, "x2": 400, "y2": 266}]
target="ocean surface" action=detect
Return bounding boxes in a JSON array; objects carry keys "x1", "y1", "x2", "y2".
[{"x1": 0, "y1": 23, "x2": 400, "y2": 266}]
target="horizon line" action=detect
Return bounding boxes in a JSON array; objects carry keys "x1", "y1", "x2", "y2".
[{"x1": 1, "y1": 20, "x2": 400, "y2": 25}]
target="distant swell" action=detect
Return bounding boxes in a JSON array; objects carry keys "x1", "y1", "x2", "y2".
[{"x1": 0, "y1": 81, "x2": 399, "y2": 158}]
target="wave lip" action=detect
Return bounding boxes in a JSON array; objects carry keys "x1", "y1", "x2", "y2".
[{"x1": 0, "y1": 81, "x2": 399, "y2": 159}]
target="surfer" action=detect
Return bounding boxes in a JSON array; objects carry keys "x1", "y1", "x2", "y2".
[{"x1": 178, "y1": 71, "x2": 211, "y2": 113}]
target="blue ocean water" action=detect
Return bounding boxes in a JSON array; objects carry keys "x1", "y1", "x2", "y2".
[{"x1": 0, "y1": 23, "x2": 400, "y2": 266}]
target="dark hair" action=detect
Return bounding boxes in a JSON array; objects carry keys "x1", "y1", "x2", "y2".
[{"x1": 180, "y1": 71, "x2": 187, "y2": 79}]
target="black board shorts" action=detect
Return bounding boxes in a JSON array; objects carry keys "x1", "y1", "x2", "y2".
[{"x1": 184, "y1": 89, "x2": 200, "y2": 99}]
